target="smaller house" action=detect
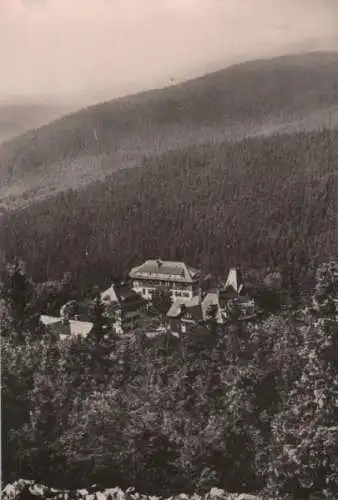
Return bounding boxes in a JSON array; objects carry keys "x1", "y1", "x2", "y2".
[
  {"x1": 167, "y1": 296, "x2": 203, "y2": 335},
  {"x1": 224, "y1": 267, "x2": 245, "y2": 295},
  {"x1": 201, "y1": 289, "x2": 229, "y2": 325},
  {"x1": 101, "y1": 281, "x2": 146, "y2": 334},
  {"x1": 201, "y1": 268, "x2": 258, "y2": 324},
  {"x1": 43, "y1": 281, "x2": 145, "y2": 338},
  {"x1": 166, "y1": 267, "x2": 258, "y2": 335},
  {"x1": 40, "y1": 315, "x2": 93, "y2": 340},
  {"x1": 227, "y1": 295, "x2": 257, "y2": 320},
  {"x1": 222, "y1": 267, "x2": 258, "y2": 320}
]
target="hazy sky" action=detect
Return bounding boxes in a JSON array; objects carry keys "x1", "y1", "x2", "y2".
[{"x1": 1, "y1": 0, "x2": 338, "y2": 107}]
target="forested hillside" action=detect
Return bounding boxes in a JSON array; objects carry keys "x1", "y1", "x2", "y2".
[
  {"x1": 1, "y1": 51, "x2": 338, "y2": 209},
  {"x1": 1, "y1": 128, "x2": 337, "y2": 291},
  {"x1": 2, "y1": 261, "x2": 338, "y2": 498}
]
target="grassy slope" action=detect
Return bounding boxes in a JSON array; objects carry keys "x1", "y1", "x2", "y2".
[{"x1": 1, "y1": 51, "x2": 338, "y2": 209}]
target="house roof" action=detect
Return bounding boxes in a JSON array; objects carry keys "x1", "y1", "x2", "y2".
[
  {"x1": 167, "y1": 296, "x2": 203, "y2": 320},
  {"x1": 202, "y1": 292, "x2": 220, "y2": 321},
  {"x1": 101, "y1": 285, "x2": 119, "y2": 303},
  {"x1": 182, "y1": 304, "x2": 203, "y2": 323},
  {"x1": 40, "y1": 315, "x2": 61, "y2": 325},
  {"x1": 40, "y1": 315, "x2": 93, "y2": 338},
  {"x1": 201, "y1": 291, "x2": 228, "y2": 324},
  {"x1": 129, "y1": 259, "x2": 200, "y2": 283},
  {"x1": 224, "y1": 268, "x2": 244, "y2": 294},
  {"x1": 101, "y1": 283, "x2": 145, "y2": 306},
  {"x1": 40, "y1": 315, "x2": 70, "y2": 336},
  {"x1": 167, "y1": 299, "x2": 187, "y2": 318},
  {"x1": 69, "y1": 320, "x2": 93, "y2": 337}
]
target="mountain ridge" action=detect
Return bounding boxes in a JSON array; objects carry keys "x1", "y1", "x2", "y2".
[{"x1": 1, "y1": 51, "x2": 338, "y2": 210}]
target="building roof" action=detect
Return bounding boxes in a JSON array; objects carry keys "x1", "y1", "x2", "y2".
[
  {"x1": 201, "y1": 291, "x2": 228, "y2": 324},
  {"x1": 182, "y1": 305, "x2": 203, "y2": 323},
  {"x1": 40, "y1": 315, "x2": 61, "y2": 325},
  {"x1": 101, "y1": 282, "x2": 145, "y2": 307},
  {"x1": 129, "y1": 259, "x2": 200, "y2": 283},
  {"x1": 167, "y1": 296, "x2": 203, "y2": 321},
  {"x1": 224, "y1": 268, "x2": 244, "y2": 294},
  {"x1": 101, "y1": 285, "x2": 119, "y2": 303},
  {"x1": 40, "y1": 315, "x2": 93, "y2": 338},
  {"x1": 167, "y1": 299, "x2": 187, "y2": 318},
  {"x1": 69, "y1": 320, "x2": 93, "y2": 337}
]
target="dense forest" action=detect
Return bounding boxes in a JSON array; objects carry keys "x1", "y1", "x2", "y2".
[
  {"x1": 1, "y1": 51, "x2": 337, "y2": 209},
  {"x1": 1, "y1": 260, "x2": 338, "y2": 499},
  {"x1": 1, "y1": 127, "x2": 337, "y2": 292}
]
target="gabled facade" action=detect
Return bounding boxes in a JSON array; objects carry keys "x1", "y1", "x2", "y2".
[
  {"x1": 223, "y1": 267, "x2": 258, "y2": 320},
  {"x1": 201, "y1": 289, "x2": 228, "y2": 325},
  {"x1": 201, "y1": 267, "x2": 257, "y2": 324},
  {"x1": 101, "y1": 282, "x2": 146, "y2": 333},
  {"x1": 166, "y1": 296, "x2": 203, "y2": 335},
  {"x1": 129, "y1": 259, "x2": 201, "y2": 303},
  {"x1": 224, "y1": 268, "x2": 245, "y2": 295}
]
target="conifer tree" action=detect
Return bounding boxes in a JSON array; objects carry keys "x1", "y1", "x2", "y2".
[
  {"x1": 0, "y1": 259, "x2": 37, "y2": 337},
  {"x1": 88, "y1": 288, "x2": 107, "y2": 342},
  {"x1": 266, "y1": 262, "x2": 338, "y2": 498}
]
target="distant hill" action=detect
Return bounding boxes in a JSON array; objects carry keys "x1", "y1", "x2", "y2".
[
  {"x1": 0, "y1": 101, "x2": 75, "y2": 145},
  {"x1": 1, "y1": 127, "x2": 337, "y2": 289},
  {"x1": 1, "y1": 51, "x2": 338, "y2": 209}
]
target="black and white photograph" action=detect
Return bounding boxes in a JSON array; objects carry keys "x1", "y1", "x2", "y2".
[{"x1": 1, "y1": 1, "x2": 338, "y2": 499}]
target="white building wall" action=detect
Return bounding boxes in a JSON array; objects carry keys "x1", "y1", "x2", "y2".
[{"x1": 132, "y1": 280, "x2": 197, "y2": 303}]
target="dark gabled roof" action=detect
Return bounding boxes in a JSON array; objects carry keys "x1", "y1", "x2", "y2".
[
  {"x1": 129, "y1": 259, "x2": 200, "y2": 283},
  {"x1": 116, "y1": 283, "x2": 144, "y2": 303},
  {"x1": 167, "y1": 296, "x2": 202, "y2": 321},
  {"x1": 201, "y1": 290, "x2": 229, "y2": 324},
  {"x1": 101, "y1": 283, "x2": 145, "y2": 307},
  {"x1": 182, "y1": 304, "x2": 203, "y2": 323}
]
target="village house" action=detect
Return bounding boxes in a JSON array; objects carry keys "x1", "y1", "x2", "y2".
[
  {"x1": 100, "y1": 281, "x2": 146, "y2": 334},
  {"x1": 200, "y1": 268, "x2": 247, "y2": 324},
  {"x1": 166, "y1": 268, "x2": 258, "y2": 335},
  {"x1": 40, "y1": 315, "x2": 94, "y2": 340},
  {"x1": 167, "y1": 296, "x2": 204, "y2": 335},
  {"x1": 40, "y1": 281, "x2": 145, "y2": 338},
  {"x1": 129, "y1": 259, "x2": 201, "y2": 303},
  {"x1": 39, "y1": 267, "x2": 258, "y2": 340}
]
